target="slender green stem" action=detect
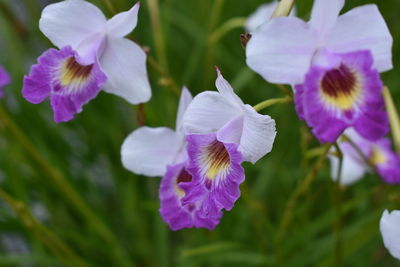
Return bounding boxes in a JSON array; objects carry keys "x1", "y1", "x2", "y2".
[
  {"x1": 253, "y1": 96, "x2": 292, "y2": 112},
  {"x1": 271, "y1": 0, "x2": 296, "y2": 18},
  {"x1": 103, "y1": 0, "x2": 116, "y2": 14},
  {"x1": 146, "y1": 0, "x2": 169, "y2": 71},
  {"x1": 342, "y1": 134, "x2": 376, "y2": 171},
  {"x1": 383, "y1": 86, "x2": 400, "y2": 153},
  {"x1": 333, "y1": 143, "x2": 343, "y2": 266},
  {"x1": 208, "y1": 17, "x2": 246, "y2": 44},
  {"x1": 147, "y1": 54, "x2": 180, "y2": 95},
  {"x1": 0, "y1": 105, "x2": 132, "y2": 266},
  {"x1": 276, "y1": 143, "x2": 332, "y2": 245},
  {"x1": 0, "y1": 189, "x2": 89, "y2": 267}
]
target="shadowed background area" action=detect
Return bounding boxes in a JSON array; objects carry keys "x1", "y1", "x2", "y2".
[{"x1": 0, "y1": 0, "x2": 400, "y2": 266}]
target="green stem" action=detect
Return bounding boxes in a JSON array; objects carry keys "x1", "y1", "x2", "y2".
[
  {"x1": 0, "y1": 189, "x2": 89, "y2": 267},
  {"x1": 208, "y1": 17, "x2": 246, "y2": 44},
  {"x1": 332, "y1": 143, "x2": 343, "y2": 266},
  {"x1": 383, "y1": 86, "x2": 400, "y2": 153},
  {"x1": 253, "y1": 96, "x2": 292, "y2": 112},
  {"x1": 0, "y1": 105, "x2": 132, "y2": 266},
  {"x1": 271, "y1": 0, "x2": 296, "y2": 18},
  {"x1": 146, "y1": 0, "x2": 169, "y2": 71}
]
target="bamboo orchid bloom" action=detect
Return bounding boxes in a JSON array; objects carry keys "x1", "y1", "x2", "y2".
[
  {"x1": 380, "y1": 210, "x2": 400, "y2": 260},
  {"x1": 294, "y1": 50, "x2": 388, "y2": 143},
  {"x1": 180, "y1": 69, "x2": 276, "y2": 222},
  {"x1": 246, "y1": 0, "x2": 393, "y2": 85},
  {"x1": 245, "y1": 1, "x2": 295, "y2": 33},
  {"x1": 329, "y1": 128, "x2": 400, "y2": 185},
  {"x1": 23, "y1": 0, "x2": 151, "y2": 122},
  {"x1": 0, "y1": 66, "x2": 10, "y2": 98},
  {"x1": 121, "y1": 88, "x2": 222, "y2": 230}
]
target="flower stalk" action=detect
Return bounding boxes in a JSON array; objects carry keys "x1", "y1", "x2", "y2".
[
  {"x1": 271, "y1": 0, "x2": 296, "y2": 18},
  {"x1": 383, "y1": 86, "x2": 400, "y2": 153}
]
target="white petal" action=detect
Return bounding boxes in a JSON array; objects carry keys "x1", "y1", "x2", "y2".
[
  {"x1": 121, "y1": 127, "x2": 183, "y2": 177},
  {"x1": 239, "y1": 105, "x2": 276, "y2": 163},
  {"x1": 245, "y1": 1, "x2": 296, "y2": 33},
  {"x1": 329, "y1": 153, "x2": 367, "y2": 185},
  {"x1": 326, "y1": 5, "x2": 393, "y2": 72},
  {"x1": 182, "y1": 91, "x2": 242, "y2": 134},
  {"x1": 380, "y1": 210, "x2": 400, "y2": 260},
  {"x1": 309, "y1": 0, "x2": 344, "y2": 38},
  {"x1": 176, "y1": 87, "x2": 193, "y2": 131},
  {"x1": 75, "y1": 32, "x2": 106, "y2": 65},
  {"x1": 215, "y1": 68, "x2": 244, "y2": 107},
  {"x1": 100, "y1": 37, "x2": 151, "y2": 104},
  {"x1": 39, "y1": 0, "x2": 106, "y2": 49},
  {"x1": 107, "y1": 2, "x2": 140, "y2": 38},
  {"x1": 217, "y1": 116, "x2": 244, "y2": 144},
  {"x1": 246, "y1": 17, "x2": 317, "y2": 85}
]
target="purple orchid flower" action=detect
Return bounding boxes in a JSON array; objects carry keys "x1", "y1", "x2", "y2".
[
  {"x1": 246, "y1": 0, "x2": 393, "y2": 85},
  {"x1": 294, "y1": 50, "x2": 388, "y2": 143},
  {"x1": 23, "y1": 0, "x2": 151, "y2": 122},
  {"x1": 180, "y1": 69, "x2": 276, "y2": 224},
  {"x1": 329, "y1": 128, "x2": 400, "y2": 185},
  {"x1": 0, "y1": 66, "x2": 11, "y2": 98},
  {"x1": 121, "y1": 88, "x2": 221, "y2": 230}
]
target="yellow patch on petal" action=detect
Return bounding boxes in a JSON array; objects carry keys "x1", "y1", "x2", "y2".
[
  {"x1": 319, "y1": 64, "x2": 362, "y2": 110},
  {"x1": 202, "y1": 141, "x2": 231, "y2": 180},
  {"x1": 60, "y1": 57, "x2": 93, "y2": 88},
  {"x1": 370, "y1": 146, "x2": 387, "y2": 165},
  {"x1": 174, "y1": 168, "x2": 192, "y2": 198}
]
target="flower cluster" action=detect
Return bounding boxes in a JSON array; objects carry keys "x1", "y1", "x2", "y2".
[{"x1": 122, "y1": 70, "x2": 276, "y2": 230}]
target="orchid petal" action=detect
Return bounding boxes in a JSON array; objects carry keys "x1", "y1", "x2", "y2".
[
  {"x1": 239, "y1": 105, "x2": 276, "y2": 163},
  {"x1": 215, "y1": 69, "x2": 244, "y2": 107},
  {"x1": 121, "y1": 127, "x2": 183, "y2": 177},
  {"x1": 176, "y1": 87, "x2": 193, "y2": 131},
  {"x1": 309, "y1": 0, "x2": 344, "y2": 37},
  {"x1": 107, "y1": 2, "x2": 140, "y2": 38},
  {"x1": 100, "y1": 37, "x2": 151, "y2": 104},
  {"x1": 326, "y1": 5, "x2": 393, "y2": 72},
  {"x1": 182, "y1": 91, "x2": 242, "y2": 134},
  {"x1": 329, "y1": 153, "x2": 367, "y2": 185},
  {"x1": 380, "y1": 210, "x2": 400, "y2": 260},
  {"x1": 217, "y1": 116, "x2": 243, "y2": 145},
  {"x1": 39, "y1": 0, "x2": 106, "y2": 50},
  {"x1": 246, "y1": 17, "x2": 317, "y2": 85}
]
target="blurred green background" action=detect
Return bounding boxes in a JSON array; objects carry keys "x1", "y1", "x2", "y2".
[{"x1": 0, "y1": 0, "x2": 400, "y2": 266}]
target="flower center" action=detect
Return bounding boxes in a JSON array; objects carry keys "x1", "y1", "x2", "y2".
[
  {"x1": 370, "y1": 146, "x2": 387, "y2": 165},
  {"x1": 60, "y1": 57, "x2": 93, "y2": 87},
  {"x1": 320, "y1": 64, "x2": 361, "y2": 110},
  {"x1": 203, "y1": 140, "x2": 230, "y2": 181},
  {"x1": 175, "y1": 168, "x2": 192, "y2": 198}
]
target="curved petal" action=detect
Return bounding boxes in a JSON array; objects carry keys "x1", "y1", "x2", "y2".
[
  {"x1": 246, "y1": 17, "x2": 317, "y2": 85},
  {"x1": 380, "y1": 210, "x2": 400, "y2": 260},
  {"x1": 309, "y1": 0, "x2": 344, "y2": 37},
  {"x1": 215, "y1": 68, "x2": 243, "y2": 107},
  {"x1": 100, "y1": 37, "x2": 151, "y2": 104},
  {"x1": 39, "y1": 0, "x2": 106, "y2": 49},
  {"x1": 182, "y1": 91, "x2": 242, "y2": 134},
  {"x1": 121, "y1": 127, "x2": 183, "y2": 177},
  {"x1": 176, "y1": 87, "x2": 193, "y2": 131},
  {"x1": 329, "y1": 153, "x2": 367, "y2": 185},
  {"x1": 239, "y1": 105, "x2": 276, "y2": 163},
  {"x1": 107, "y1": 2, "x2": 140, "y2": 38},
  {"x1": 326, "y1": 5, "x2": 393, "y2": 72}
]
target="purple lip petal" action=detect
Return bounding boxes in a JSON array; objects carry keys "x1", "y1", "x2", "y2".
[
  {"x1": 295, "y1": 50, "x2": 388, "y2": 143},
  {"x1": 183, "y1": 133, "x2": 245, "y2": 220},
  {"x1": 22, "y1": 46, "x2": 107, "y2": 123},
  {"x1": 159, "y1": 162, "x2": 222, "y2": 231},
  {"x1": 369, "y1": 139, "x2": 400, "y2": 184}
]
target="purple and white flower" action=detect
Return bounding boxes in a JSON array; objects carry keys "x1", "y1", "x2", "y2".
[
  {"x1": 121, "y1": 88, "x2": 221, "y2": 230},
  {"x1": 380, "y1": 210, "x2": 400, "y2": 260},
  {"x1": 0, "y1": 66, "x2": 11, "y2": 98},
  {"x1": 245, "y1": 1, "x2": 296, "y2": 33},
  {"x1": 246, "y1": 0, "x2": 393, "y2": 85},
  {"x1": 181, "y1": 69, "x2": 276, "y2": 222},
  {"x1": 329, "y1": 128, "x2": 400, "y2": 185},
  {"x1": 294, "y1": 50, "x2": 388, "y2": 143},
  {"x1": 23, "y1": 0, "x2": 151, "y2": 122}
]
